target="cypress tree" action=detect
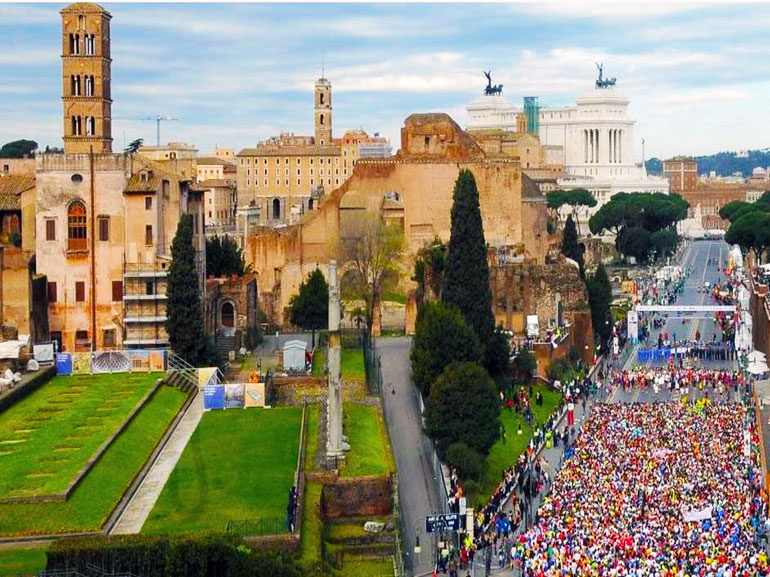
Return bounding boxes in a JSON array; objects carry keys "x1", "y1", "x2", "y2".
[
  {"x1": 289, "y1": 268, "x2": 329, "y2": 348},
  {"x1": 587, "y1": 263, "x2": 613, "y2": 351},
  {"x1": 442, "y1": 169, "x2": 495, "y2": 353},
  {"x1": 166, "y1": 214, "x2": 205, "y2": 365},
  {"x1": 561, "y1": 214, "x2": 584, "y2": 275}
]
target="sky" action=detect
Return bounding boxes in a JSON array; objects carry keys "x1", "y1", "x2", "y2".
[{"x1": 2, "y1": 2, "x2": 769, "y2": 160}]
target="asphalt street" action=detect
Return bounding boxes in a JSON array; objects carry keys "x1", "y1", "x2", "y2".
[{"x1": 377, "y1": 337, "x2": 442, "y2": 576}]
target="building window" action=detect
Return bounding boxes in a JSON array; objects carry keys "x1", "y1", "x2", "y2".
[
  {"x1": 103, "y1": 329, "x2": 116, "y2": 347},
  {"x1": 335, "y1": 178, "x2": 339, "y2": 185},
  {"x1": 297, "y1": 168, "x2": 301, "y2": 176},
  {"x1": 276, "y1": 179, "x2": 280, "y2": 187},
  {"x1": 45, "y1": 219, "x2": 56, "y2": 241},
  {"x1": 320, "y1": 113, "x2": 324, "y2": 126},
  {"x1": 320, "y1": 92, "x2": 325, "y2": 105},
  {"x1": 285, "y1": 168, "x2": 289, "y2": 176},
  {"x1": 78, "y1": 15, "x2": 85, "y2": 29},
  {"x1": 276, "y1": 158, "x2": 280, "y2": 165},
  {"x1": 146, "y1": 281, "x2": 154, "y2": 295},
  {"x1": 319, "y1": 158, "x2": 324, "y2": 164},
  {"x1": 85, "y1": 116, "x2": 95, "y2": 136},
  {"x1": 297, "y1": 158, "x2": 301, "y2": 165},
  {"x1": 71, "y1": 116, "x2": 82, "y2": 136},
  {"x1": 71, "y1": 75, "x2": 81, "y2": 96},
  {"x1": 47, "y1": 282, "x2": 57, "y2": 303},
  {"x1": 311, "y1": 178, "x2": 314, "y2": 186},
  {"x1": 285, "y1": 158, "x2": 289, "y2": 165},
  {"x1": 264, "y1": 179, "x2": 268, "y2": 186},
  {"x1": 310, "y1": 158, "x2": 314, "y2": 165},
  {"x1": 297, "y1": 178, "x2": 301, "y2": 186},
  {"x1": 98, "y1": 216, "x2": 109, "y2": 241},
  {"x1": 75, "y1": 330, "x2": 89, "y2": 343},
  {"x1": 285, "y1": 179, "x2": 289, "y2": 186},
  {"x1": 85, "y1": 75, "x2": 94, "y2": 96},
  {"x1": 272, "y1": 198, "x2": 280, "y2": 220},
  {"x1": 75, "y1": 281, "x2": 85, "y2": 302},
  {"x1": 145, "y1": 196, "x2": 152, "y2": 210},
  {"x1": 67, "y1": 200, "x2": 87, "y2": 250},
  {"x1": 145, "y1": 224, "x2": 153, "y2": 246},
  {"x1": 69, "y1": 34, "x2": 80, "y2": 55},
  {"x1": 111, "y1": 280, "x2": 122, "y2": 301},
  {"x1": 246, "y1": 179, "x2": 250, "y2": 187},
  {"x1": 85, "y1": 34, "x2": 95, "y2": 55}
]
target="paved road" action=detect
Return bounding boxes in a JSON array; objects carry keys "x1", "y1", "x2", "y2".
[{"x1": 377, "y1": 337, "x2": 442, "y2": 577}]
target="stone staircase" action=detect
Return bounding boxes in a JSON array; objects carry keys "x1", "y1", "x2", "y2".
[{"x1": 216, "y1": 334, "x2": 238, "y2": 357}]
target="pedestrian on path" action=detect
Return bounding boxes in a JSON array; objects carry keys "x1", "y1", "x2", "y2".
[{"x1": 567, "y1": 400, "x2": 575, "y2": 427}]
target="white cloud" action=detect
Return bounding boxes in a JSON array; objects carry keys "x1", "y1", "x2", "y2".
[
  {"x1": 661, "y1": 87, "x2": 752, "y2": 105},
  {"x1": 0, "y1": 4, "x2": 59, "y2": 26},
  {"x1": 0, "y1": 49, "x2": 58, "y2": 66},
  {"x1": 516, "y1": 2, "x2": 698, "y2": 21}
]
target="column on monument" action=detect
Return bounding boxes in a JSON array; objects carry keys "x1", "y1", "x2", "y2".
[{"x1": 584, "y1": 129, "x2": 588, "y2": 164}]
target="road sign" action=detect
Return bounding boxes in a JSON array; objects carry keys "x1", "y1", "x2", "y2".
[{"x1": 425, "y1": 513, "x2": 462, "y2": 533}]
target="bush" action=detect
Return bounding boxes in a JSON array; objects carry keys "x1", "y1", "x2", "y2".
[
  {"x1": 546, "y1": 357, "x2": 574, "y2": 383},
  {"x1": 445, "y1": 442, "x2": 485, "y2": 482},
  {"x1": 46, "y1": 533, "x2": 300, "y2": 577}
]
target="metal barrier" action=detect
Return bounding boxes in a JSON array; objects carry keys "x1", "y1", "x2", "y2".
[{"x1": 225, "y1": 517, "x2": 285, "y2": 536}]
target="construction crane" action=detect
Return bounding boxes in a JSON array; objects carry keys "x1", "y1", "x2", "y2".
[{"x1": 113, "y1": 115, "x2": 180, "y2": 147}]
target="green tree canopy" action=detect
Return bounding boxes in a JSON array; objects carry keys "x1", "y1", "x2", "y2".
[
  {"x1": 124, "y1": 138, "x2": 143, "y2": 154},
  {"x1": 424, "y1": 361, "x2": 500, "y2": 459},
  {"x1": 512, "y1": 348, "x2": 537, "y2": 383},
  {"x1": 166, "y1": 214, "x2": 206, "y2": 365},
  {"x1": 410, "y1": 301, "x2": 482, "y2": 398},
  {"x1": 650, "y1": 229, "x2": 679, "y2": 259},
  {"x1": 561, "y1": 214, "x2": 584, "y2": 274},
  {"x1": 616, "y1": 226, "x2": 652, "y2": 262},
  {"x1": 0, "y1": 139, "x2": 37, "y2": 158},
  {"x1": 588, "y1": 192, "x2": 688, "y2": 236},
  {"x1": 206, "y1": 235, "x2": 246, "y2": 278},
  {"x1": 289, "y1": 268, "x2": 329, "y2": 348},
  {"x1": 719, "y1": 201, "x2": 755, "y2": 222},
  {"x1": 442, "y1": 170, "x2": 495, "y2": 362},
  {"x1": 725, "y1": 211, "x2": 770, "y2": 263},
  {"x1": 484, "y1": 327, "x2": 512, "y2": 383},
  {"x1": 586, "y1": 263, "x2": 612, "y2": 352}
]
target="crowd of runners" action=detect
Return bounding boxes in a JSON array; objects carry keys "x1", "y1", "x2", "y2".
[{"x1": 509, "y1": 402, "x2": 769, "y2": 575}]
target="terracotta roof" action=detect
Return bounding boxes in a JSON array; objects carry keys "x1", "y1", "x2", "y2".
[
  {"x1": 0, "y1": 194, "x2": 19, "y2": 211},
  {"x1": 196, "y1": 156, "x2": 235, "y2": 167},
  {"x1": 197, "y1": 178, "x2": 235, "y2": 187},
  {"x1": 61, "y1": 2, "x2": 110, "y2": 15},
  {"x1": 522, "y1": 173, "x2": 545, "y2": 200},
  {"x1": 124, "y1": 173, "x2": 160, "y2": 193},
  {"x1": 0, "y1": 175, "x2": 35, "y2": 197}
]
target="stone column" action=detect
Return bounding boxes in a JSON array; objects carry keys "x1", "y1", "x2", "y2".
[{"x1": 326, "y1": 260, "x2": 345, "y2": 460}]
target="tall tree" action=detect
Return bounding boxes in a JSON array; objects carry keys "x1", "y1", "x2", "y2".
[
  {"x1": 340, "y1": 215, "x2": 404, "y2": 336},
  {"x1": 410, "y1": 301, "x2": 482, "y2": 398},
  {"x1": 289, "y1": 268, "x2": 329, "y2": 348},
  {"x1": 561, "y1": 214, "x2": 584, "y2": 274},
  {"x1": 424, "y1": 361, "x2": 501, "y2": 459},
  {"x1": 0, "y1": 139, "x2": 37, "y2": 158},
  {"x1": 206, "y1": 235, "x2": 246, "y2": 278},
  {"x1": 166, "y1": 214, "x2": 206, "y2": 365},
  {"x1": 586, "y1": 263, "x2": 612, "y2": 352},
  {"x1": 442, "y1": 170, "x2": 495, "y2": 358}
]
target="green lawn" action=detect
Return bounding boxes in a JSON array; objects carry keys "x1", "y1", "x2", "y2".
[
  {"x1": 0, "y1": 547, "x2": 47, "y2": 576},
  {"x1": 0, "y1": 385, "x2": 186, "y2": 536},
  {"x1": 0, "y1": 373, "x2": 161, "y2": 499},
  {"x1": 304, "y1": 405, "x2": 320, "y2": 472},
  {"x1": 312, "y1": 349, "x2": 325, "y2": 378},
  {"x1": 300, "y1": 481, "x2": 323, "y2": 566},
  {"x1": 341, "y1": 403, "x2": 394, "y2": 478},
  {"x1": 341, "y1": 348, "x2": 365, "y2": 383},
  {"x1": 381, "y1": 292, "x2": 406, "y2": 305},
  {"x1": 143, "y1": 407, "x2": 302, "y2": 534},
  {"x1": 475, "y1": 384, "x2": 561, "y2": 509}
]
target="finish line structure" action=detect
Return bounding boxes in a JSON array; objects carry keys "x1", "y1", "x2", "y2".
[{"x1": 635, "y1": 305, "x2": 736, "y2": 313}]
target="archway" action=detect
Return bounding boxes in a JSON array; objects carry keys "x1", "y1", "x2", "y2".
[{"x1": 221, "y1": 302, "x2": 235, "y2": 328}]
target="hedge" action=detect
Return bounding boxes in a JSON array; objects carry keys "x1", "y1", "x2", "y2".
[{"x1": 46, "y1": 533, "x2": 300, "y2": 577}]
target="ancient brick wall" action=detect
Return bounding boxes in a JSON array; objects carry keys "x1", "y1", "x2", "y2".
[{"x1": 320, "y1": 476, "x2": 392, "y2": 520}]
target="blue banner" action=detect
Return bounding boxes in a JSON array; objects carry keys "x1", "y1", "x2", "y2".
[
  {"x1": 55, "y1": 353, "x2": 72, "y2": 375},
  {"x1": 203, "y1": 384, "x2": 226, "y2": 410}
]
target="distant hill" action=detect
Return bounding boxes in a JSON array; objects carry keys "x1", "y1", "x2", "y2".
[{"x1": 646, "y1": 148, "x2": 770, "y2": 177}]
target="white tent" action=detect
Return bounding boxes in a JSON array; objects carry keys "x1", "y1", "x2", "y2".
[
  {"x1": 748, "y1": 350, "x2": 766, "y2": 363},
  {"x1": 282, "y1": 340, "x2": 307, "y2": 371},
  {"x1": 736, "y1": 324, "x2": 753, "y2": 352},
  {"x1": 747, "y1": 360, "x2": 770, "y2": 377}
]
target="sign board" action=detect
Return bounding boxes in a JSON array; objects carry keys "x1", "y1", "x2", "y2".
[
  {"x1": 425, "y1": 513, "x2": 462, "y2": 533},
  {"x1": 459, "y1": 497, "x2": 467, "y2": 516},
  {"x1": 55, "y1": 353, "x2": 72, "y2": 375},
  {"x1": 203, "y1": 384, "x2": 226, "y2": 410},
  {"x1": 224, "y1": 383, "x2": 245, "y2": 409},
  {"x1": 627, "y1": 310, "x2": 638, "y2": 342},
  {"x1": 33, "y1": 344, "x2": 54, "y2": 363},
  {"x1": 244, "y1": 382, "x2": 266, "y2": 408}
]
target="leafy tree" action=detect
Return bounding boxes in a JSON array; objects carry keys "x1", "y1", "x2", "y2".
[
  {"x1": 124, "y1": 138, "x2": 143, "y2": 154},
  {"x1": 589, "y1": 192, "x2": 688, "y2": 236},
  {"x1": 546, "y1": 189, "x2": 596, "y2": 226},
  {"x1": 410, "y1": 302, "x2": 481, "y2": 398},
  {"x1": 719, "y1": 201, "x2": 755, "y2": 222},
  {"x1": 289, "y1": 268, "x2": 328, "y2": 348},
  {"x1": 0, "y1": 139, "x2": 37, "y2": 158},
  {"x1": 166, "y1": 214, "x2": 207, "y2": 366},
  {"x1": 424, "y1": 361, "x2": 500, "y2": 459},
  {"x1": 340, "y1": 215, "x2": 404, "y2": 336},
  {"x1": 754, "y1": 191, "x2": 770, "y2": 210},
  {"x1": 412, "y1": 238, "x2": 446, "y2": 303},
  {"x1": 650, "y1": 229, "x2": 679, "y2": 259},
  {"x1": 485, "y1": 327, "x2": 512, "y2": 383},
  {"x1": 445, "y1": 442, "x2": 485, "y2": 482},
  {"x1": 725, "y1": 211, "x2": 770, "y2": 263},
  {"x1": 561, "y1": 214, "x2": 584, "y2": 274},
  {"x1": 442, "y1": 170, "x2": 495, "y2": 360},
  {"x1": 616, "y1": 226, "x2": 652, "y2": 262},
  {"x1": 586, "y1": 263, "x2": 612, "y2": 351},
  {"x1": 206, "y1": 235, "x2": 246, "y2": 278},
  {"x1": 512, "y1": 348, "x2": 537, "y2": 383}
]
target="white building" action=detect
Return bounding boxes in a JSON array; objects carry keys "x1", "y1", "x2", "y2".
[
  {"x1": 538, "y1": 85, "x2": 668, "y2": 224},
  {"x1": 465, "y1": 77, "x2": 669, "y2": 232}
]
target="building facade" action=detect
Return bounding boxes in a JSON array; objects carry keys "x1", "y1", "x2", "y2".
[
  {"x1": 35, "y1": 2, "x2": 206, "y2": 352},
  {"x1": 663, "y1": 157, "x2": 698, "y2": 193},
  {"x1": 235, "y1": 77, "x2": 390, "y2": 229}
]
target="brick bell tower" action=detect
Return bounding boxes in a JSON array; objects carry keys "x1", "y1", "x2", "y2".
[
  {"x1": 61, "y1": 3, "x2": 113, "y2": 154},
  {"x1": 314, "y1": 77, "x2": 332, "y2": 146}
]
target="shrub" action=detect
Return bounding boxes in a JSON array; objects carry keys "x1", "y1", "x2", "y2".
[{"x1": 445, "y1": 442, "x2": 485, "y2": 482}]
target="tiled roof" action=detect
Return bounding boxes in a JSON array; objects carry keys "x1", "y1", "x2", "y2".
[
  {"x1": 237, "y1": 145, "x2": 342, "y2": 157},
  {"x1": 124, "y1": 173, "x2": 160, "y2": 193},
  {"x1": 197, "y1": 178, "x2": 235, "y2": 187},
  {"x1": 0, "y1": 194, "x2": 19, "y2": 211},
  {"x1": 196, "y1": 156, "x2": 235, "y2": 167},
  {"x1": 0, "y1": 175, "x2": 35, "y2": 196},
  {"x1": 61, "y1": 2, "x2": 109, "y2": 14}
]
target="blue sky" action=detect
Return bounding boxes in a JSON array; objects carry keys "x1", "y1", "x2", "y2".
[{"x1": 2, "y1": 2, "x2": 769, "y2": 159}]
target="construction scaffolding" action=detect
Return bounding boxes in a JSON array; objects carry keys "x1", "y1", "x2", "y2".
[{"x1": 523, "y1": 96, "x2": 540, "y2": 135}]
